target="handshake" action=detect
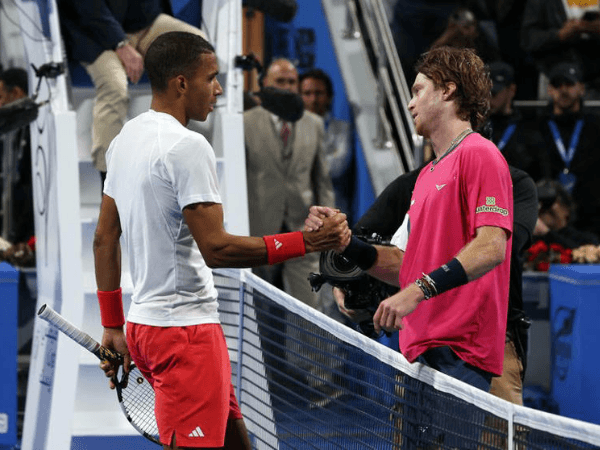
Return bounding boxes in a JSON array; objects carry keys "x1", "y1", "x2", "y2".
[{"x1": 301, "y1": 206, "x2": 351, "y2": 253}]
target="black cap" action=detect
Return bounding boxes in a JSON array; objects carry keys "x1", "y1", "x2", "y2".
[
  {"x1": 549, "y1": 62, "x2": 583, "y2": 86},
  {"x1": 489, "y1": 61, "x2": 515, "y2": 96}
]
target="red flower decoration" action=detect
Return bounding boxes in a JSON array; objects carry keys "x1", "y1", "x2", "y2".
[
  {"x1": 527, "y1": 240, "x2": 549, "y2": 261},
  {"x1": 537, "y1": 261, "x2": 550, "y2": 272},
  {"x1": 559, "y1": 252, "x2": 572, "y2": 264}
]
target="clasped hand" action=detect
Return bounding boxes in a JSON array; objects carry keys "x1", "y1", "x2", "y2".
[
  {"x1": 305, "y1": 205, "x2": 424, "y2": 333},
  {"x1": 303, "y1": 206, "x2": 351, "y2": 253}
]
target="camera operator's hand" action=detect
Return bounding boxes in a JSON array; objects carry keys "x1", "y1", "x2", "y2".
[
  {"x1": 373, "y1": 284, "x2": 424, "y2": 333},
  {"x1": 333, "y1": 286, "x2": 373, "y2": 323},
  {"x1": 558, "y1": 19, "x2": 587, "y2": 41},
  {"x1": 581, "y1": 17, "x2": 600, "y2": 35},
  {"x1": 333, "y1": 286, "x2": 355, "y2": 320}
]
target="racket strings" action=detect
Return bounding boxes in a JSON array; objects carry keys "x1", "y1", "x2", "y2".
[{"x1": 117, "y1": 365, "x2": 160, "y2": 443}]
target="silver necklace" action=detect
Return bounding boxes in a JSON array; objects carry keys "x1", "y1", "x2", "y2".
[{"x1": 430, "y1": 128, "x2": 473, "y2": 171}]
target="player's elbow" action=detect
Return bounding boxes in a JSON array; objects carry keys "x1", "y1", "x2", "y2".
[
  {"x1": 204, "y1": 258, "x2": 224, "y2": 269},
  {"x1": 202, "y1": 251, "x2": 221, "y2": 269},
  {"x1": 200, "y1": 244, "x2": 230, "y2": 268}
]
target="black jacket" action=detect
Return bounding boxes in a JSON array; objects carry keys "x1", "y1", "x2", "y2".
[
  {"x1": 521, "y1": 0, "x2": 600, "y2": 80},
  {"x1": 56, "y1": 0, "x2": 170, "y2": 64}
]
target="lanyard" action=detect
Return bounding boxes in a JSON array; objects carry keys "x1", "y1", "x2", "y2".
[
  {"x1": 496, "y1": 123, "x2": 517, "y2": 150},
  {"x1": 547, "y1": 119, "x2": 584, "y2": 169}
]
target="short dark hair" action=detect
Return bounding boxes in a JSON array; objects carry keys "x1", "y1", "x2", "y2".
[
  {"x1": 299, "y1": 68, "x2": 334, "y2": 99},
  {"x1": 0, "y1": 67, "x2": 28, "y2": 93},
  {"x1": 416, "y1": 46, "x2": 491, "y2": 130},
  {"x1": 144, "y1": 32, "x2": 215, "y2": 92}
]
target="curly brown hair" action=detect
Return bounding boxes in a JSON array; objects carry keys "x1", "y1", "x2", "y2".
[{"x1": 415, "y1": 46, "x2": 491, "y2": 130}]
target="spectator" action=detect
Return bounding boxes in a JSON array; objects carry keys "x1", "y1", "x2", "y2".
[
  {"x1": 244, "y1": 58, "x2": 335, "y2": 311},
  {"x1": 56, "y1": 0, "x2": 207, "y2": 185},
  {"x1": 528, "y1": 61, "x2": 600, "y2": 238},
  {"x1": 0, "y1": 68, "x2": 28, "y2": 107},
  {"x1": 521, "y1": 0, "x2": 600, "y2": 96},
  {"x1": 484, "y1": 61, "x2": 538, "y2": 176},
  {"x1": 0, "y1": 68, "x2": 35, "y2": 254},
  {"x1": 299, "y1": 68, "x2": 354, "y2": 222},
  {"x1": 464, "y1": 0, "x2": 539, "y2": 99},
  {"x1": 430, "y1": 7, "x2": 500, "y2": 63},
  {"x1": 390, "y1": 0, "x2": 458, "y2": 87}
]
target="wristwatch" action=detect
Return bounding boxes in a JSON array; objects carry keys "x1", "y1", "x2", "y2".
[{"x1": 115, "y1": 39, "x2": 128, "y2": 50}]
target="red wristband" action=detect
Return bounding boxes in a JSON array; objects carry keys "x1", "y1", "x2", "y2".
[
  {"x1": 263, "y1": 231, "x2": 306, "y2": 265},
  {"x1": 97, "y1": 288, "x2": 125, "y2": 328}
]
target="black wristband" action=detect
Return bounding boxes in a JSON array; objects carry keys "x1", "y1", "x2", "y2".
[
  {"x1": 342, "y1": 236, "x2": 378, "y2": 270},
  {"x1": 426, "y1": 258, "x2": 468, "y2": 296}
]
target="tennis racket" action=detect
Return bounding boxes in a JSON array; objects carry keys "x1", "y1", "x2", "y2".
[{"x1": 37, "y1": 304, "x2": 160, "y2": 445}]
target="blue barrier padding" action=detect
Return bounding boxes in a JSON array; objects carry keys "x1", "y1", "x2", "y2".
[
  {"x1": 0, "y1": 262, "x2": 18, "y2": 446},
  {"x1": 549, "y1": 264, "x2": 600, "y2": 425}
]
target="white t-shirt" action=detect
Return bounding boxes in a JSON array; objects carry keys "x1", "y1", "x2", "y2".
[
  {"x1": 391, "y1": 214, "x2": 410, "y2": 252},
  {"x1": 104, "y1": 110, "x2": 222, "y2": 326}
]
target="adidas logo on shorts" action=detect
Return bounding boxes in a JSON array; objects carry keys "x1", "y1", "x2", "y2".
[{"x1": 188, "y1": 426, "x2": 204, "y2": 438}]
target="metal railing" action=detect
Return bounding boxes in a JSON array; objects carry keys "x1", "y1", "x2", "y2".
[{"x1": 352, "y1": 0, "x2": 421, "y2": 171}]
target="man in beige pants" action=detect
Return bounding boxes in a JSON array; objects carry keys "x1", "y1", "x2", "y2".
[{"x1": 57, "y1": 0, "x2": 206, "y2": 182}]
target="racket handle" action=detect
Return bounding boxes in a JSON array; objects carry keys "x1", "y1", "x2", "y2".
[{"x1": 37, "y1": 304, "x2": 123, "y2": 363}]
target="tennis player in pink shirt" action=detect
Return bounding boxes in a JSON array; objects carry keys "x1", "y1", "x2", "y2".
[{"x1": 308, "y1": 46, "x2": 513, "y2": 392}]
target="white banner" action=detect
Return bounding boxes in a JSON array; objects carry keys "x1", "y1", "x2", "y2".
[
  {"x1": 17, "y1": 1, "x2": 83, "y2": 449},
  {"x1": 17, "y1": 1, "x2": 245, "y2": 448}
]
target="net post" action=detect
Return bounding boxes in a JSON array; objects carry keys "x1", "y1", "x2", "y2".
[
  {"x1": 508, "y1": 411, "x2": 515, "y2": 450},
  {"x1": 236, "y1": 270, "x2": 246, "y2": 404}
]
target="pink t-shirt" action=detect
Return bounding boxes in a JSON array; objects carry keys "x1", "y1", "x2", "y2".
[{"x1": 398, "y1": 133, "x2": 513, "y2": 376}]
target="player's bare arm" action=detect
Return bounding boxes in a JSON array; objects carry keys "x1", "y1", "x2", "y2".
[
  {"x1": 455, "y1": 226, "x2": 508, "y2": 281},
  {"x1": 94, "y1": 194, "x2": 122, "y2": 291},
  {"x1": 366, "y1": 246, "x2": 404, "y2": 287},
  {"x1": 183, "y1": 202, "x2": 351, "y2": 268},
  {"x1": 372, "y1": 225, "x2": 508, "y2": 334},
  {"x1": 93, "y1": 194, "x2": 130, "y2": 384}
]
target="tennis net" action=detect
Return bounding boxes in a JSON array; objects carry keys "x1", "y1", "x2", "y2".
[{"x1": 214, "y1": 268, "x2": 600, "y2": 450}]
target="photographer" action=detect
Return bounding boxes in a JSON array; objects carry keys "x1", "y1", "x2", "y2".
[{"x1": 307, "y1": 162, "x2": 538, "y2": 407}]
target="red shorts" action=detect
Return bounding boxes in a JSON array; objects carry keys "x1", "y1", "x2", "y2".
[{"x1": 126, "y1": 322, "x2": 243, "y2": 447}]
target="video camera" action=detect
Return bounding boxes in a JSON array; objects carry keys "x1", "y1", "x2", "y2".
[{"x1": 309, "y1": 231, "x2": 399, "y2": 338}]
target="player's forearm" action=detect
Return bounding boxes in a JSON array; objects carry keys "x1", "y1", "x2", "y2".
[
  {"x1": 367, "y1": 246, "x2": 404, "y2": 287},
  {"x1": 201, "y1": 235, "x2": 269, "y2": 268},
  {"x1": 93, "y1": 238, "x2": 122, "y2": 291},
  {"x1": 456, "y1": 226, "x2": 507, "y2": 282}
]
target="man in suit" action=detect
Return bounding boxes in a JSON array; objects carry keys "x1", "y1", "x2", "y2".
[
  {"x1": 299, "y1": 68, "x2": 354, "y2": 223},
  {"x1": 56, "y1": 0, "x2": 206, "y2": 184},
  {"x1": 244, "y1": 58, "x2": 335, "y2": 311}
]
